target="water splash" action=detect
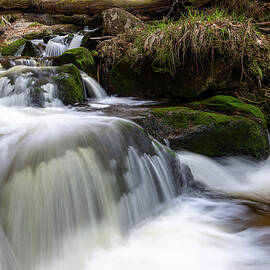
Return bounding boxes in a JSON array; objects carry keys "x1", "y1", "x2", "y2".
[
  {"x1": 179, "y1": 151, "x2": 270, "y2": 201},
  {"x1": 0, "y1": 106, "x2": 187, "y2": 270}
]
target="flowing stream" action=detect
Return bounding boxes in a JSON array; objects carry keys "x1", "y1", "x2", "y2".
[{"x1": 0, "y1": 61, "x2": 270, "y2": 270}]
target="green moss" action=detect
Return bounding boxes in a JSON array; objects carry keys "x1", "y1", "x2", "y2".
[
  {"x1": 28, "y1": 22, "x2": 43, "y2": 27},
  {"x1": 176, "y1": 117, "x2": 268, "y2": 158},
  {"x1": 101, "y1": 9, "x2": 270, "y2": 87},
  {"x1": 152, "y1": 106, "x2": 239, "y2": 129},
  {"x1": 53, "y1": 64, "x2": 84, "y2": 105},
  {"x1": 150, "y1": 106, "x2": 269, "y2": 158},
  {"x1": 1, "y1": 38, "x2": 27, "y2": 56},
  {"x1": 190, "y1": 95, "x2": 266, "y2": 126},
  {"x1": 53, "y1": 47, "x2": 96, "y2": 77},
  {"x1": 110, "y1": 58, "x2": 186, "y2": 98},
  {"x1": 23, "y1": 31, "x2": 46, "y2": 40}
]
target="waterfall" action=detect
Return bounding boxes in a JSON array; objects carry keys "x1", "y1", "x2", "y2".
[
  {"x1": 0, "y1": 106, "x2": 187, "y2": 270},
  {"x1": 0, "y1": 66, "x2": 63, "y2": 107},
  {"x1": 0, "y1": 65, "x2": 107, "y2": 107},
  {"x1": 68, "y1": 34, "x2": 84, "y2": 50},
  {"x1": 81, "y1": 72, "x2": 107, "y2": 100},
  {"x1": 1, "y1": 55, "x2": 270, "y2": 270},
  {"x1": 45, "y1": 40, "x2": 68, "y2": 57}
]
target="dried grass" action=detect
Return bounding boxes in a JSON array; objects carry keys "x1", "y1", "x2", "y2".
[{"x1": 98, "y1": 9, "x2": 270, "y2": 86}]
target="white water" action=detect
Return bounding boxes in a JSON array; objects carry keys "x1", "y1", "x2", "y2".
[
  {"x1": 0, "y1": 105, "x2": 185, "y2": 270},
  {"x1": 1, "y1": 62, "x2": 270, "y2": 270},
  {"x1": 179, "y1": 151, "x2": 270, "y2": 201},
  {"x1": 43, "y1": 34, "x2": 83, "y2": 57},
  {"x1": 81, "y1": 72, "x2": 107, "y2": 100},
  {"x1": 68, "y1": 34, "x2": 84, "y2": 50},
  {"x1": 0, "y1": 65, "x2": 106, "y2": 107},
  {"x1": 0, "y1": 66, "x2": 62, "y2": 107}
]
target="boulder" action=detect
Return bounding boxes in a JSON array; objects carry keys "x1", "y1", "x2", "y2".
[
  {"x1": 53, "y1": 47, "x2": 97, "y2": 77},
  {"x1": 54, "y1": 64, "x2": 84, "y2": 105},
  {"x1": 1, "y1": 38, "x2": 27, "y2": 56},
  {"x1": 135, "y1": 96, "x2": 269, "y2": 159},
  {"x1": 102, "y1": 8, "x2": 144, "y2": 36},
  {"x1": 110, "y1": 58, "x2": 240, "y2": 100},
  {"x1": 21, "y1": 41, "x2": 38, "y2": 57}
]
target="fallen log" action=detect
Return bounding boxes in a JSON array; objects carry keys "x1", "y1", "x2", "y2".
[{"x1": 0, "y1": 0, "x2": 172, "y2": 15}]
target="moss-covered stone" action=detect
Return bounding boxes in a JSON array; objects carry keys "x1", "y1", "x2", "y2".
[
  {"x1": 110, "y1": 58, "x2": 240, "y2": 100},
  {"x1": 1, "y1": 38, "x2": 27, "y2": 56},
  {"x1": 190, "y1": 95, "x2": 267, "y2": 126},
  {"x1": 110, "y1": 58, "x2": 181, "y2": 98},
  {"x1": 54, "y1": 64, "x2": 84, "y2": 105},
  {"x1": 53, "y1": 47, "x2": 97, "y2": 78},
  {"x1": 135, "y1": 106, "x2": 269, "y2": 159}
]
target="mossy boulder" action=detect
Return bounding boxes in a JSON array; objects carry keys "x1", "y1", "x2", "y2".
[
  {"x1": 54, "y1": 64, "x2": 84, "y2": 105},
  {"x1": 53, "y1": 47, "x2": 97, "y2": 77},
  {"x1": 110, "y1": 58, "x2": 178, "y2": 98},
  {"x1": 102, "y1": 8, "x2": 143, "y2": 36},
  {"x1": 1, "y1": 38, "x2": 27, "y2": 56},
  {"x1": 190, "y1": 95, "x2": 267, "y2": 126},
  {"x1": 135, "y1": 99, "x2": 269, "y2": 159},
  {"x1": 110, "y1": 58, "x2": 240, "y2": 100}
]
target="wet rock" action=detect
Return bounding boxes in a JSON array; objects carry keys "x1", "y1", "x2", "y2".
[
  {"x1": 135, "y1": 96, "x2": 269, "y2": 159},
  {"x1": 110, "y1": 58, "x2": 240, "y2": 100},
  {"x1": 54, "y1": 64, "x2": 84, "y2": 105},
  {"x1": 1, "y1": 38, "x2": 27, "y2": 56},
  {"x1": 53, "y1": 47, "x2": 97, "y2": 77},
  {"x1": 102, "y1": 8, "x2": 143, "y2": 36},
  {"x1": 21, "y1": 41, "x2": 38, "y2": 57}
]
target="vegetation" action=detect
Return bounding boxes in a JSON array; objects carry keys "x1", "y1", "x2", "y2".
[
  {"x1": 53, "y1": 47, "x2": 97, "y2": 77},
  {"x1": 28, "y1": 22, "x2": 43, "y2": 27},
  {"x1": 1, "y1": 38, "x2": 27, "y2": 56},
  {"x1": 53, "y1": 64, "x2": 84, "y2": 105},
  {"x1": 100, "y1": 9, "x2": 270, "y2": 88},
  {"x1": 148, "y1": 106, "x2": 269, "y2": 158},
  {"x1": 190, "y1": 95, "x2": 267, "y2": 126}
]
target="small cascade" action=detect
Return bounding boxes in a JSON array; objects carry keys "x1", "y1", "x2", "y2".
[
  {"x1": 0, "y1": 106, "x2": 188, "y2": 270},
  {"x1": 0, "y1": 66, "x2": 63, "y2": 107},
  {"x1": 0, "y1": 65, "x2": 108, "y2": 107},
  {"x1": 81, "y1": 72, "x2": 107, "y2": 100},
  {"x1": 45, "y1": 39, "x2": 68, "y2": 57},
  {"x1": 68, "y1": 34, "x2": 83, "y2": 50},
  {"x1": 10, "y1": 58, "x2": 39, "y2": 67}
]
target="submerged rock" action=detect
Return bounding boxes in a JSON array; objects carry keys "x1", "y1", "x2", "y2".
[
  {"x1": 53, "y1": 64, "x2": 84, "y2": 105},
  {"x1": 135, "y1": 96, "x2": 269, "y2": 159},
  {"x1": 53, "y1": 47, "x2": 97, "y2": 77},
  {"x1": 102, "y1": 8, "x2": 143, "y2": 36}
]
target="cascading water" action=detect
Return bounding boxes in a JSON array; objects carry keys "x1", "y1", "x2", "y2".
[
  {"x1": 68, "y1": 34, "x2": 84, "y2": 50},
  {"x1": 13, "y1": 33, "x2": 83, "y2": 58},
  {"x1": 0, "y1": 65, "x2": 107, "y2": 108},
  {"x1": 0, "y1": 106, "x2": 188, "y2": 270},
  {"x1": 0, "y1": 59, "x2": 270, "y2": 270}
]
